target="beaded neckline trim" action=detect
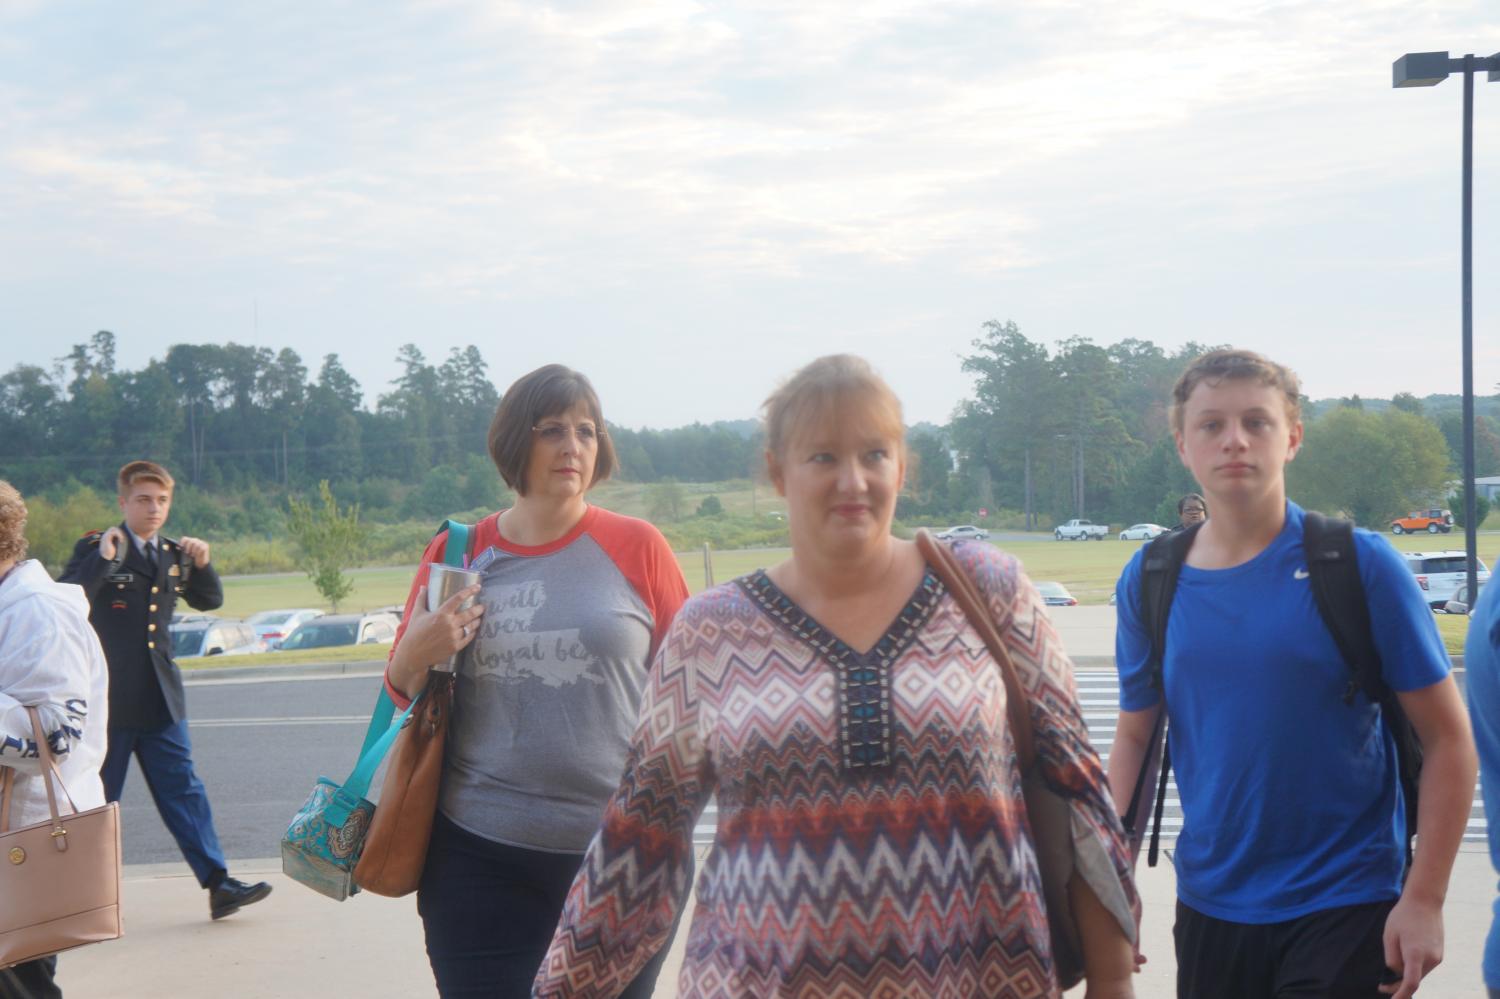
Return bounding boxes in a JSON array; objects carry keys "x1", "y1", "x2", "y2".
[{"x1": 737, "y1": 569, "x2": 944, "y2": 773}]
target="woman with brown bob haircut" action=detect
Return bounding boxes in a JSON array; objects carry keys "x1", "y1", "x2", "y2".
[
  {"x1": 382, "y1": 364, "x2": 689, "y2": 998},
  {"x1": 538, "y1": 354, "x2": 1140, "y2": 997}
]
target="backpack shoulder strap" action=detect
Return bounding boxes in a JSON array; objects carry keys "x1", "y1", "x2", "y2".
[
  {"x1": 1139, "y1": 522, "x2": 1201, "y2": 689},
  {"x1": 1125, "y1": 522, "x2": 1199, "y2": 867},
  {"x1": 1301, "y1": 511, "x2": 1384, "y2": 704}
]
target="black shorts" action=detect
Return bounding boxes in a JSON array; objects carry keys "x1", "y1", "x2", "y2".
[{"x1": 1175, "y1": 898, "x2": 1397, "y2": 999}]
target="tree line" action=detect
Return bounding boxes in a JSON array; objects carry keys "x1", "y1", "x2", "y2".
[
  {"x1": 915, "y1": 321, "x2": 1500, "y2": 530},
  {"x1": 4, "y1": 327, "x2": 1496, "y2": 542},
  {"x1": 0, "y1": 331, "x2": 763, "y2": 502}
]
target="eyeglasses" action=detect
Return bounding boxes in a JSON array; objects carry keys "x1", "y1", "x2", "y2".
[
  {"x1": 1182, "y1": 507, "x2": 1206, "y2": 515},
  {"x1": 532, "y1": 422, "x2": 602, "y2": 446}
]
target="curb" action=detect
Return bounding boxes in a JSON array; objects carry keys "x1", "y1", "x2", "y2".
[
  {"x1": 176, "y1": 654, "x2": 1465, "y2": 683},
  {"x1": 182, "y1": 660, "x2": 386, "y2": 683}
]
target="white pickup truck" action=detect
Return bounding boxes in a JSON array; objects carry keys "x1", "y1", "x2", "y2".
[{"x1": 1054, "y1": 518, "x2": 1109, "y2": 541}]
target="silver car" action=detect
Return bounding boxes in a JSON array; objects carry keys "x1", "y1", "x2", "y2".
[
  {"x1": 245, "y1": 608, "x2": 325, "y2": 649},
  {"x1": 1119, "y1": 523, "x2": 1168, "y2": 541},
  {"x1": 169, "y1": 618, "x2": 267, "y2": 658},
  {"x1": 277, "y1": 612, "x2": 400, "y2": 651},
  {"x1": 936, "y1": 525, "x2": 989, "y2": 541}
]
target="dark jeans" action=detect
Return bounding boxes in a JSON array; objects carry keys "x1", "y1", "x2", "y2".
[
  {"x1": 418, "y1": 812, "x2": 679, "y2": 998},
  {"x1": 0, "y1": 956, "x2": 60, "y2": 999},
  {"x1": 101, "y1": 721, "x2": 226, "y2": 888},
  {"x1": 1176, "y1": 898, "x2": 1397, "y2": 998}
]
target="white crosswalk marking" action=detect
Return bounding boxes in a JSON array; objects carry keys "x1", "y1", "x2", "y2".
[{"x1": 691, "y1": 671, "x2": 1488, "y2": 844}]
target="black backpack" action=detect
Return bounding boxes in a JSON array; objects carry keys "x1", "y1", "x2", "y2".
[{"x1": 1123, "y1": 512, "x2": 1423, "y2": 869}]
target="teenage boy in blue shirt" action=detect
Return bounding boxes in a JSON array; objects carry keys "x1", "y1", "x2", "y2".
[{"x1": 1108, "y1": 350, "x2": 1476, "y2": 999}]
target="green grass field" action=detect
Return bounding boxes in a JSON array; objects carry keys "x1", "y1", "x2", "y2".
[
  {"x1": 214, "y1": 550, "x2": 795, "y2": 620},
  {"x1": 205, "y1": 529, "x2": 1491, "y2": 665}
]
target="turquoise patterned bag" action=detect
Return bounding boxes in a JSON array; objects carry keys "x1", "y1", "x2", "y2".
[
  {"x1": 281, "y1": 690, "x2": 416, "y2": 901},
  {"x1": 280, "y1": 520, "x2": 470, "y2": 901}
]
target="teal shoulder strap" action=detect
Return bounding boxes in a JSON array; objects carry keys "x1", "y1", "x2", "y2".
[
  {"x1": 326, "y1": 688, "x2": 418, "y2": 826},
  {"x1": 438, "y1": 519, "x2": 472, "y2": 567},
  {"x1": 356, "y1": 687, "x2": 397, "y2": 762},
  {"x1": 331, "y1": 518, "x2": 473, "y2": 825}
]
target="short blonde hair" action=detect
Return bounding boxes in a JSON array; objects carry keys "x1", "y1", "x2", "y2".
[
  {"x1": 0, "y1": 480, "x2": 28, "y2": 564},
  {"x1": 762, "y1": 355, "x2": 906, "y2": 463},
  {"x1": 1170, "y1": 349, "x2": 1302, "y2": 435},
  {"x1": 117, "y1": 460, "x2": 175, "y2": 496}
]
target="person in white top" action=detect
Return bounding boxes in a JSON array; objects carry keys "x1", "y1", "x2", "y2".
[{"x1": 0, "y1": 479, "x2": 109, "y2": 999}]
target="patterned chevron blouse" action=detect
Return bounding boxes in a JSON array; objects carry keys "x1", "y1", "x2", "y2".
[{"x1": 535, "y1": 541, "x2": 1139, "y2": 998}]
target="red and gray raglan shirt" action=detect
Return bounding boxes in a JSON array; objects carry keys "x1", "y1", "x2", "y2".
[{"x1": 386, "y1": 505, "x2": 689, "y2": 853}]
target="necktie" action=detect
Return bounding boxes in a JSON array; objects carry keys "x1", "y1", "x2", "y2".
[{"x1": 146, "y1": 542, "x2": 159, "y2": 574}]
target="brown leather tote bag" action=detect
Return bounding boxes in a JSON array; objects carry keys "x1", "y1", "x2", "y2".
[
  {"x1": 915, "y1": 530, "x2": 1088, "y2": 989},
  {"x1": 0, "y1": 707, "x2": 123, "y2": 967},
  {"x1": 353, "y1": 667, "x2": 455, "y2": 897}
]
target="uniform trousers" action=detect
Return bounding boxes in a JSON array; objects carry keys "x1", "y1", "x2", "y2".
[{"x1": 101, "y1": 720, "x2": 226, "y2": 888}]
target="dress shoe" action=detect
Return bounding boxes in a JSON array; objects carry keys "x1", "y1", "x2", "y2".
[{"x1": 209, "y1": 876, "x2": 273, "y2": 920}]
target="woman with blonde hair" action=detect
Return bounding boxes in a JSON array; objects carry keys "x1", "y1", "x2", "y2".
[
  {"x1": 536, "y1": 355, "x2": 1139, "y2": 997},
  {"x1": 0, "y1": 480, "x2": 110, "y2": 998}
]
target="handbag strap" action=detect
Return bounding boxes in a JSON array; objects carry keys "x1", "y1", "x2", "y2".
[
  {"x1": 0, "y1": 768, "x2": 13, "y2": 831},
  {"x1": 0, "y1": 708, "x2": 80, "y2": 840},
  {"x1": 915, "y1": 530, "x2": 1036, "y2": 768},
  {"x1": 326, "y1": 692, "x2": 419, "y2": 827},
  {"x1": 325, "y1": 519, "x2": 473, "y2": 826},
  {"x1": 348, "y1": 521, "x2": 471, "y2": 768}
]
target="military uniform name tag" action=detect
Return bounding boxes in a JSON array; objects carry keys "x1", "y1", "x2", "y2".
[{"x1": 108, "y1": 572, "x2": 135, "y2": 584}]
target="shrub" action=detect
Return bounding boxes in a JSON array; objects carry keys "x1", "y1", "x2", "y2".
[{"x1": 1449, "y1": 493, "x2": 1492, "y2": 529}]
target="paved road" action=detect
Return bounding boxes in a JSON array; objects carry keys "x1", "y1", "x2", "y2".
[
  {"x1": 116, "y1": 673, "x2": 384, "y2": 866},
  {"x1": 119, "y1": 669, "x2": 1487, "y2": 868}
]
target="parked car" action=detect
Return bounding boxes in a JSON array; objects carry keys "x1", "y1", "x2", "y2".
[
  {"x1": 169, "y1": 618, "x2": 266, "y2": 658},
  {"x1": 277, "y1": 612, "x2": 400, "y2": 651},
  {"x1": 936, "y1": 525, "x2": 989, "y2": 541},
  {"x1": 245, "y1": 608, "x2": 324, "y2": 649},
  {"x1": 1399, "y1": 550, "x2": 1491, "y2": 610},
  {"x1": 1443, "y1": 580, "x2": 1485, "y2": 615},
  {"x1": 1390, "y1": 508, "x2": 1453, "y2": 534},
  {"x1": 1119, "y1": 523, "x2": 1168, "y2": 541},
  {"x1": 1034, "y1": 581, "x2": 1078, "y2": 606},
  {"x1": 1054, "y1": 519, "x2": 1109, "y2": 541}
]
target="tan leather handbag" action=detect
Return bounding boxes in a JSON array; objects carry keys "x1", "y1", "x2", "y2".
[
  {"x1": 353, "y1": 667, "x2": 454, "y2": 897},
  {"x1": 0, "y1": 707, "x2": 122, "y2": 967}
]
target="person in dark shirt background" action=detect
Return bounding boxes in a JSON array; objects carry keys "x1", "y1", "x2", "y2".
[{"x1": 1174, "y1": 492, "x2": 1207, "y2": 531}]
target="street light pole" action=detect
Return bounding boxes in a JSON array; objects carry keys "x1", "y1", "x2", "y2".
[
  {"x1": 1393, "y1": 49, "x2": 1499, "y2": 607},
  {"x1": 1462, "y1": 55, "x2": 1477, "y2": 609}
]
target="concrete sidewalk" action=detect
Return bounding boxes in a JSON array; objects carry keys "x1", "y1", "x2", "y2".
[{"x1": 55, "y1": 847, "x2": 1495, "y2": 998}]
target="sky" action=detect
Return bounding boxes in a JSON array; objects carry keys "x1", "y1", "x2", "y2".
[{"x1": 2, "y1": 0, "x2": 1499, "y2": 430}]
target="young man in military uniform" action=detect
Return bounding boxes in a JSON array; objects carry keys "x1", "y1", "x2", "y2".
[{"x1": 61, "y1": 460, "x2": 271, "y2": 920}]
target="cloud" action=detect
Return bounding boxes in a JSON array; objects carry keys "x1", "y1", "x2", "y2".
[{"x1": 1, "y1": 0, "x2": 1497, "y2": 424}]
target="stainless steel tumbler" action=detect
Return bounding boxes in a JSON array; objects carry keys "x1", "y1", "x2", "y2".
[{"x1": 427, "y1": 563, "x2": 482, "y2": 671}]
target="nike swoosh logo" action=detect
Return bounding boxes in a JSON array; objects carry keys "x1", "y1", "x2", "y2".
[{"x1": 1294, "y1": 568, "x2": 1310, "y2": 580}]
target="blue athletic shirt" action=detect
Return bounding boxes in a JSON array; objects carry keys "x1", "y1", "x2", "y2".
[{"x1": 1115, "y1": 501, "x2": 1450, "y2": 923}]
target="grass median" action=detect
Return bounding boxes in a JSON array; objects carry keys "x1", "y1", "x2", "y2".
[{"x1": 203, "y1": 532, "x2": 1488, "y2": 666}]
